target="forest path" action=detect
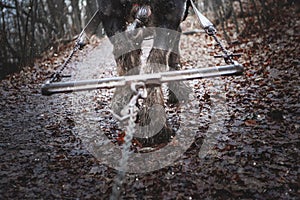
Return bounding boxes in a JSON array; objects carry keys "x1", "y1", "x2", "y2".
[{"x1": 0, "y1": 15, "x2": 299, "y2": 199}]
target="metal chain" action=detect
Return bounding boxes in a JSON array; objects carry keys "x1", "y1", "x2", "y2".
[
  {"x1": 190, "y1": 0, "x2": 242, "y2": 65},
  {"x1": 122, "y1": 85, "x2": 144, "y2": 143},
  {"x1": 109, "y1": 82, "x2": 147, "y2": 122},
  {"x1": 206, "y1": 26, "x2": 234, "y2": 65},
  {"x1": 49, "y1": 43, "x2": 81, "y2": 83},
  {"x1": 49, "y1": 10, "x2": 100, "y2": 83},
  {"x1": 110, "y1": 82, "x2": 147, "y2": 200}
]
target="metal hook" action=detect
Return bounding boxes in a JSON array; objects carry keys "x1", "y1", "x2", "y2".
[{"x1": 130, "y1": 82, "x2": 147, "y2": 99}]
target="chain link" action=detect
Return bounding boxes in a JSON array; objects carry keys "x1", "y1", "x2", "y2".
[
  {"x1": 49, "y1": 43, "x2": 80, "y2": 83},
  {"x1": 110, "y1": 82, "x2": 147, "y2": 132}
]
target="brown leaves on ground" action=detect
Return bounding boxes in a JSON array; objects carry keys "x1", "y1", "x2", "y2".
[{"x1": 0, "y1": 3, "x2": 299, "y2": 200}]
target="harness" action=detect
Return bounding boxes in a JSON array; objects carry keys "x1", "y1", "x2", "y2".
[{"x1": 42, "y1": 0, "x2": 243, "y2": 94}]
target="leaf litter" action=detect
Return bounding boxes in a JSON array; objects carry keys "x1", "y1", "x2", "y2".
[{"x1": 0, "y1": 4, "x2": 299, "y2": 200}]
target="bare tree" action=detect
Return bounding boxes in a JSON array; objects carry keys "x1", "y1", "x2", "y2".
[
  {"x1": 196, "y1": 0, "x2": 295, "y2": 39},
  {"x1": 0, "y1": 0, "x2": 99, "y2": 78}
]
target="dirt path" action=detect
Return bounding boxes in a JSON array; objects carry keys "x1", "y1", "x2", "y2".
[{"x1": 0, "y1": 15, "x2": 299, "y2": 199}]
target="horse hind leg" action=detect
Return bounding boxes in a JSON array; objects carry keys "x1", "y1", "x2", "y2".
[
  {"x1": 103, "y1": 17, "x2": 142, "y2": 76},
  {"x1": 168, "y1": 26, "x2": 192, "y2": 104},
  {"x1": 136, "y1": 0, "x2": 191, "y2": 144},
  {"x1": 136, "y1": 29, "x2": 179, "y2": 145},
  {"x1": 103, "y1": 17, "x2": 143, "y2": 115},
  {"x1": 168, "y1": 27, "x2": 182, "y2": 71}
]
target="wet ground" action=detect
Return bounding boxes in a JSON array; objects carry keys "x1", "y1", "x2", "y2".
[{"x1": 0, "y1": 11, "x2": 299, "y2": 199}]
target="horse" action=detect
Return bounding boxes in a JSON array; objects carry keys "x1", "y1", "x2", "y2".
[{"x1": 94, "y1": 0, "x2": 191, "y2": 144}]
